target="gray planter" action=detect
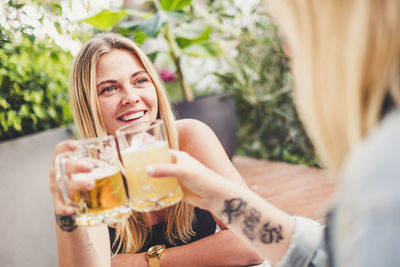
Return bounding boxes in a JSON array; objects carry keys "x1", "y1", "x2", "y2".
[{"x1": 172, "y1": 93, "x2": 237, "y2": 159}]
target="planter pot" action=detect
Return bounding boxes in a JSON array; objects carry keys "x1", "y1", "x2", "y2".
[{"x1": 172, "y1": 93, "x2": 236, "y2": 159}]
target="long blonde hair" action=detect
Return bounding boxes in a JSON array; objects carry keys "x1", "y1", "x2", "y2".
[
  {"x1": 69, "y1": 32, "x2": 195, "y2": 253},
  {"x1": 267, "y1": 0, "x2": 400, "y2": 174}
]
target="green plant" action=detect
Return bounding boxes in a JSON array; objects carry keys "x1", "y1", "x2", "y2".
[
  {"x1": 83, "y1": 0, "x2": 224, "y2": 102},
  {"x1": 208, "y1": 1, "x2": 318, "y2": 165},
  {"x1": 0, "y1": 28, "x2": 73, "y2": 141}
]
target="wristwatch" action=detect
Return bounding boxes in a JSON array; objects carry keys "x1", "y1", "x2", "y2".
[{"x1": 146, "y1": 245, "x2": 166, "y2": 267}]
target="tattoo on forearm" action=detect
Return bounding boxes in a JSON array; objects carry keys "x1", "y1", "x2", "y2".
[
  {"x1": 242, "y1": 208, "x2": 260, "y2": 240},
  {"x1": 259, "y1": 222, "x2": 283, "y2": 244},
  {"x1": 221, "y1": 198, "x2": 247, "y2": 224},
  {"x1": 55, "y1": 213, "x2": 77, "y2": 232},
  {"x1": 221, "y1": 198, "x2": 284, "y2": 244}
]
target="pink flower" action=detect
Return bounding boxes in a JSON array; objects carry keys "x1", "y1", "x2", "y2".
[{"x1": 159, "y1": 68, "x2": 176, "y2": 82}]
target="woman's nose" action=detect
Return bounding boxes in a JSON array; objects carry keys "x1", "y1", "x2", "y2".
[{"x1": 121, "y1": 88, "x2": 140, "y2": 106}]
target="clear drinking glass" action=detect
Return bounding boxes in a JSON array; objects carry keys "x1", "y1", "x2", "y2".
[
  {"x1": 56, "y1": 136, "x2": 131, "y2": 226},
  {"x1": 116, "y1": 120, "x2": 183, "y2": 212}
]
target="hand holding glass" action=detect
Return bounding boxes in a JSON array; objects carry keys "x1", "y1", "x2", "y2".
[
  {"x1": 56, "y1": 136, "x2": 131, "y2": 226},
  {"x1": 116, "y1": 120, "x2": 183, "y2": 212}
]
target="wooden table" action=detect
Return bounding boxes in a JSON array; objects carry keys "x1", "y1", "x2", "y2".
[{"x1": 233, "y1": 156, "x2": 336, "y2": 221}]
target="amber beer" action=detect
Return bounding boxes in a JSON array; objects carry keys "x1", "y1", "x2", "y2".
[
  {"x1": 57, "y1": 135, "x2": 131, "y2": 226},
  {"x1": 72, "y1": 165, "x2": 130, "y2": 225},
  {"x1": 116, "y1": 120, "x2": 183, "y2": 212}
]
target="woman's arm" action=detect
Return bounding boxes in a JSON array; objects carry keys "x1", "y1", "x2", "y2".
[
  {"x1": 148, "y1": 150, "x2": 298, "y2": 264},
  {"x1": 112, "y1": 229, "x2": 262, "y2": 267},
  {"x1": 49, "y1": 140, "x2": 111, "y2": 267}
]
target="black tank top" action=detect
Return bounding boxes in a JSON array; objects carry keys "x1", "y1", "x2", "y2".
[{"x1": 108, "y1": 208, "x2": 217, "y2": 254}]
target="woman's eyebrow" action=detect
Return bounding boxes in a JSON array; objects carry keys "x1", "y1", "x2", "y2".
[{"x1": 96, "y1": 71, "x2": 148, "y2": 87}]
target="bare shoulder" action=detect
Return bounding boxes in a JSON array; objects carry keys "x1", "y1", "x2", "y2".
[
  {"x1": 176, "y1": 119, "x2": 245, "y2": 185},
  {"x1": 176, "y1": 119, "x2": 219, "y2": 153},
  {"x1": 176, "y1": 119, "x2": 215, "y2": 140}
]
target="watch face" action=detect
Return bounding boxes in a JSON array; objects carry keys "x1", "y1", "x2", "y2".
[{"x1": 147, "y1": 245, "x2": 166, "y2": 257}]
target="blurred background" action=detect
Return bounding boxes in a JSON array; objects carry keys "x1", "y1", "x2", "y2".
[{"x1": 0, "y1": 0, "x2": 317, "y2": 165}]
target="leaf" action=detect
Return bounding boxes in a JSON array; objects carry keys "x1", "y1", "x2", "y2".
[
  {"x1": 33, "y1": 105, "x2": 45, "y2": 119},
  {"x1": 83, "y1": 9, "x2": 129, "y2": 31},
  {"x1": 162, "y1": 11, "x2": 188, "y2": 23},
  {"x1": 175, "y1": 24, "x2": 211, "y2": 48},
  {"x1": 119, "y1": 12, "x2": 164, "y2": 38},
  {"x1": 146, "y1": 51, "x2": 159, "y2": 63},
  {"x1": 173, "y1": 23, "x2": 210, "y2": 40},
  {"x1": 183, "y1": 41, "x2": 224, "y2": 58},
  {"x1": 160, "y1": 0, "x2": 192, "y2": 11},
  {"x1": 54, "y1": 22, "x2": 62, "y2": 35}
]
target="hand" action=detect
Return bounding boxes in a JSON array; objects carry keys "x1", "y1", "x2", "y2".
[
  {"x1": 49, "y1": 140, "x2": 95, "y2": 216},
  {"x1": 147, "y1": 150, "x2": 231, "y2": 210}
]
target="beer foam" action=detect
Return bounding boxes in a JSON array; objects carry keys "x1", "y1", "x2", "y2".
[
  {"x1": 71, "y1": 165, "x2": 119, "y2": 181},
  {"x1": 121, "y1": 140, "x2": 168, "y2": 155}
]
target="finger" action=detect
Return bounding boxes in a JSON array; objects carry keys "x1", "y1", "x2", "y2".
[
  {"x1": 54, "y1": 140, "x2": 79, "y2": 155},
  {"x1": 50, "y1": 140, "x2": 80, "y2": 180},
  {"x1": 65, "y1": 179, "x2": 95, "y2": 200},
  {"x1": 147, "y1": 163, "x2": 185, "y2": 179},
  {"x1": 52, "y1": 197, "x2": 75, "y2": 216},
  {"x1": 50, "y1": 176, "x2": 95, "y2": 196},
  {"x1": 64, "y1": 159, "x2": 95, "y2": 175}
]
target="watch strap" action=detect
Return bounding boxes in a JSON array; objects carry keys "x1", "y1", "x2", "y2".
[{"x1": 147, "y1": 256, "x2": 161, "y2": 267}]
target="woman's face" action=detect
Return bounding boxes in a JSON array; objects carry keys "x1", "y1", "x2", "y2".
[{"x1": 96, "y1": 48, "x2": 158, "y2": 135}]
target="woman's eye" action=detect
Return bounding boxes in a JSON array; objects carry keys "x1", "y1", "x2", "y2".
[
  {"x1": 100, "y1": 86, "x2": 116, "y2": 95},
  {"x1": 136, "y1": 78, "x2": 148, "y2": 85}
]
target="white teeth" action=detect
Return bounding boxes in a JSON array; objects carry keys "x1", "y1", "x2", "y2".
[{"x1": 120, "y1": 111, "x2": 144, "y2": 121}]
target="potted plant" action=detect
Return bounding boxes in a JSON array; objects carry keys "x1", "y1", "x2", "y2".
[{"x1": 83, "y1": 0, "x2": 237, "y2": 158}]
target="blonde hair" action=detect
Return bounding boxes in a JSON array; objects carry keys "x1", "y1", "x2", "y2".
[
  {"x1": 267, "y1": 0, "x2": 400, "y2": 174},
  {"x1": 69, "y1": 32, "x2": 195, "y2": 253}
]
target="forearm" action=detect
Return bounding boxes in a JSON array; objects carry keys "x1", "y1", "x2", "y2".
[
  {"x1": 205, "y1": 179, "x2": 296, "y2": 264},
  {"x1": 112, "y1": 230, "x2": 262, "y2": 267},
  {"x1": 56, "y1": 223, "x2": 110, "y2": 267}
]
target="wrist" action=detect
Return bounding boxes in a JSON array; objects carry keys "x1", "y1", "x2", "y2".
[{"x1": 146, "y1": 245, "x2": 166, "y2": 267}]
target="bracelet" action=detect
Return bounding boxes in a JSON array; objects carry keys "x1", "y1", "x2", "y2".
[{"x1": 55, "y1": 213, "x2": 77, "y2": 232}]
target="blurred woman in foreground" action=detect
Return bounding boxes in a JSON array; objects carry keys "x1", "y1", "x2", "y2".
[{"x1": 150, "y1": 0, "x2": 400, "y2": 266}]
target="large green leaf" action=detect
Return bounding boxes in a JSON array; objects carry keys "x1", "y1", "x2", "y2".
[
  {"x1": 183, "y1": 41, "x2": 224, "y2": 58},
  {"x1": 174, "y1": 24, "x2": 211, "y2": 48},
  {"x1": 119, "y1": 13, "x2": 163, "y2": 38},
  {"x1": 161, "y1": 11, "x2": 188, "y2": 23},
  {"x1": 160, "y1": 0, "x2": 192, "y2": 11},
  {"x1": 119, "y1": 11, "x2": 186, "y2": 38},
  {"x1": 83, "y1": 9, "x2": 129, "y2": 31}
]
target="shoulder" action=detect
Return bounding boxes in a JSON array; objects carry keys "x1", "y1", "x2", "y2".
[
  {"x1": 176, "y1": 118, "x2": 215, "y2": 138},
  {"x1": 340, "y1": 109, "x2": 400, "y2": 190},
  {"x1": 333, "y1": 110, "x2": 400, "y2": 267},
  {"x1": 176, "y1": 119, "x2": 220, "y2": 154},
  {"x1": 336, "y1": 109, "x2": 400, "y2": 219}
]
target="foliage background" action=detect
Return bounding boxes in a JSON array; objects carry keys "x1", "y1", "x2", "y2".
[
  {"x1": 0, "y1": 29, "x2": 73, "y2": 141},
  {"x1": 0, "y1": 0, "x2": 317, "y2": 166}
]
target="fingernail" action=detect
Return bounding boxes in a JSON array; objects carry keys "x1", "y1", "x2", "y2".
[
  {"x1": 82, "y1": 163, "x2": 94, "y2": 172},
  {"x1": 146, "y1": 165, "x2": 155, "y2": 176},
  {"x1": 86, "y1": 180, "x2": 95, "y2": 189},
  {"x1": 69, "y1": 141, "x2": 79, "y2": 150}
]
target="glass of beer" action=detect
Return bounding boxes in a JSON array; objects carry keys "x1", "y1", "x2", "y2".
[
  {"x1": 56, "y1": 136, "x2": 131, "y2": 226},
  {"x1": 116, "y1": 120, "x2": 183, "y2": 212}
]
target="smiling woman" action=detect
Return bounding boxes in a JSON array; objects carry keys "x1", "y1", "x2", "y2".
[{"x1": 49, "y1": 32, "x2": 263, "y2": 267}]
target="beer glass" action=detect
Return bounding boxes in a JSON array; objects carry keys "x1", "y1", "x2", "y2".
[
  {"x1": 116, "y1": 120, "x2": 183, "y2": 212},
  {"x1": 56, "y1": 136, "x2": 131, "y2": 226}
]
